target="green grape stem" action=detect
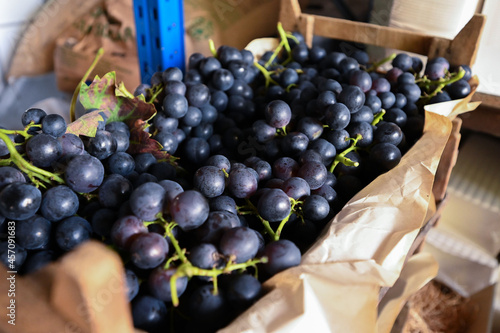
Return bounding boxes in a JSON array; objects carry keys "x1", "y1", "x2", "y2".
[
  {"x1": 164, "y1": 221, "x2": 188, "y2": 264},
  {"x1": 0, "y1": 130, "x2": 65, "y2": 187},
  {"x1": 169, "y1": 256, "x2": 268, "y2": 306},
  {"x1": 329, "y1": 133, "x2": 362, "y2": 173},
  {"x1": 209, "y1": 39, "x2": 217, "y2": 57},
  {"x1": 274, "y1": 198, "x2": 302, "y2": 241},
  {"x1": 254, "y1": 61, "x2": 279, "y2": 88},
  {"x1": 70, "y1": 48, "x2": 104, "y2": 122},
  {"x1": 371, "y1": 109, "x2": 386, "y2": 126},
  {"x1": 420, "y1": 68, "x2": 465, "y2": 101},
  {"x1": 366, "y1": 53, "x2": 397, "y2": 72}
]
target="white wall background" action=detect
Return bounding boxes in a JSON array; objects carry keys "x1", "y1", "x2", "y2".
[{"x1": 0, "y1": 1, "x2": 46, "y2": 91}]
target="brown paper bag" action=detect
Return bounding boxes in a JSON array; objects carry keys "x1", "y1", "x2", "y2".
[{"x1": 53, "y1": 0, "x2": 140, "y2": 93}]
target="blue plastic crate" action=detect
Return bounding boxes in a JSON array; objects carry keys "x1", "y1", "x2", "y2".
[{"x1": 133, "y1": 0, "x2": 186, "y2": 84}]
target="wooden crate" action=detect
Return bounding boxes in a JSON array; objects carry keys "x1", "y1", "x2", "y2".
[{"x1": 279, "y1": 0, "x2": 486, "y2": 67}]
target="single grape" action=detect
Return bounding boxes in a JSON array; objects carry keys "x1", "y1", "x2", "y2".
[
  {"x1": 98, "y1": 174, "x2": 133, "y2": 208},
  {"x1": 65, "y1": 154, "x2": 105, "y2": 193},
  {"x1": 193, "y1": 165, "x2": 226, "y2": 198},
  {"x1": 227, "y1": 167, "x2": 258, "y2": 199},
  {"x1": 219, "y1": 226, "x2": 260, "y2": 263},
  {"x1": 129, "y1": 232, "x2": 169, "y2": 269},
  {"x1": 40, "y1": 185, "x2": 79, "y2": 222},
  {"x1": 16, "y1": 215, "x2": 51, "y2": 250},
  {"x1": 111, "y1": 215, "x2": 148, "y2": 250},
  {"x1": 125, "y1": 269, "x2": 140, "y2": 301},
  {"x1": 257, "y1": 188, "x2": 292, "y2": 222},
  {"x1": 302, "y1": 195, "x2": 330, "y2": 221},
  {"x1": 0, "y1": 166, "x2": 25, "y2": 189},
  {"x1": 25, "y1": 133, "x2": 62, "y2": 168},
  {"x1": 41, "y1": 114, "x2": 67, "y2": 138},
  {"x1": 0, "y1": 183, "x2": 41, "y2": 220},
  {"x1": 169, "y1": 190, "x2": 209, "y2": 231},
  {"x1": 148, "y1": 267, "x2": 188, "y2": 302},
  {"x1": 129, "y1": 182, "x2": 166, "y2": 222},
  {"x1": 264, "y1": 100, "x2": 292, "y2": 128},
  {"x1": 297, "y1": 161, "x2": 328, "y2": 190},
  {"x1": 55, "y1": 216, "x2": 92, "y2": 252},
  {"x1": 131, "y1": 294, "x2": 168, "y2": 332},
  {"x1": 261, "y1": 239, "x2": 301, "y2": 276}
]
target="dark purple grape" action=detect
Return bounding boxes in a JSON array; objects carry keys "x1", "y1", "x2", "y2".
[
  {"x1": 392, "y1": 53, "x2": 412, "y2": 71},
  {"x1": 385, "y1": 108, "x2": 408, "y2": 127},
  {"x1": 272, "y1": 157, "x2": 299, "y2": 181},
  {"x1": 22, "y1": 108, "x2": 46, "y2": 127},
  {"x1": 134, "y1": 153, "x2": 156, "y2": 173},
  {"x1": 211, "y1": 68, "x2": 235, "y2": 91},
  {"x1": 0, "y1": 241, "x2": 27, "y2": 271},
  {"x1": 85, "y1": 130, "x2": 117, "y2": 160},
  {"x1": 21, "y1": 250, "x2": 54, "y2": 274},
  {"x1": 225, "y1": 273, "x2": 262, "y2": 309},
  {"x1": 16, "y1": 214, "x2": 51, "y2": 250},
  {"x1": 425, "y1": 61, "x2": 446, "y2": 80},
  {"x1": 227, "y1": 167, "x2": 258, "y2": 199},
  {"x1": 182, "y1": 106, "x2": 203, "y2": 127},
  {"x1": 55, "y1": 216, "x2": 92, "y2": 251},
  {"x1": 107, "y1": 152, "x2": 135, "y2": 176},
  {"x1": 195, "y1": 210, "x2": 239, "y2": 244},
  {"x1": 209, "y1": 196, "x2": 237, "y2": 215},
  {"x1": 148, "y1": 267, "x2": 188, "y2": 302},
  {"x1": 186, "y1": 83, "x2": 211, "y2": 108},
  {"x1": 129, "y1": 182, "x2": 166, "y2": 221},
  {"x1": 129, "y1": 232, "x2": 169, "y2": 269},
  {"x1": 219, "y1": 226, "x2": 260, "y2": 263},
  {"x1": 337, "y1": 85, "x2": 365, "y2": 113},
  {"x1": 261, "y1": 239, "x2": 301, "y2": 276},
  {"x1": 412, "y1": 57, "x2": 424, "y2": 74},
  {"x1": 297, "y1": 161, "x2": 327, "y2": 190},
  {"x1": 447, "y1": 79, "x2": 471, "y2": 99},
  {"x1": 188, "y1": 243, "x2": 221, "y2": 269},
  {"x1": 162, "y1": 93, "x2": 188, "y2": 118},
  {"x1": 312, "y1": 184, "x2": 338, "y2": 204},
  {"x1": 156, "y1": 180, "x2": 183, "y2": 206},
  {"x1": 170, "y1": 190, "x2": 209, "y2": 231},
  {"x1": 349, "y1": 69, "x2": 372, "y2": 92},
  {"x1": 309, "y1": 138, "x2": 337, "y2": 165},
  {"x1": 303, "y1": 195, "x2": 330, "y2": 221},
  {"x1": 385, "y1": 67, "x2": 403, "y2": 83},
  {"x1": 281, "y1": 177, "x2": 310, "y2": 200},
  {"x1": 58, "y1": 133, "x2": 85, "y2": 157},
  {"x1": 264, "y1": 100, "x2": 291, "y2": 128},
  {"x1": 350, "y1": 105, "x2": 374, "y2": 123},
  {"x1": 40, "y1": 185, "x2": 79, "y2": 222},
  {"x1": 347, "y1": 121, "x2": 373, "y2": 147},
  {"x1": 125, "y1": 269, "x2": 140, "y2": 301},
  {"x1": 296, "y1": 117, "x2": 323, "y2": 141},
  {"x1": 325, "y1": 129, "x2": 350, "y2": 151},
  {"x1": 41, "y1": 114, "x2": 66, "y2": 138},
  {"x1": 281, "y1": 132, "x2": 309, "y2": 156},
  {"x1": 153, "y1": 114, "x2": 179, "y2": 132},
  {"x1": 182, "y1": 137, "x2": 210, "y2": 165},
  {"x1": 25, "y1": 133, "x2": 62, "y2": 167},
  {"x1": 371, "y1": 77, "x2": 391, "y2": 94},
  {"x1": 111, "y1": 215, "x2": 148, "y2": 250},
  {"x1": 398, "y1": 83, "x2": 421, "y2": 103},
  {"x1": 0, "y1": 166, "x2": 25, "y2": 189},
  {"x1": 98, "y1": 174, "x2": 133, "y2": 208},
  {"x1": 186, "y1": 284, "x2": 227, "y2": 330},
  {"x1": 0, "y1": 183, "x2": 41, "y2": 220},
  {"x1": 378, "y1": 91, "x2": 396, "y2": 109},
  {"x1": 369, "y1": 143, "x2": 402, "y2": 172},
  {"x1": 193, "y1": 165, "x2": 225, "y2": 198},
  {"x1": 257, "y1": 188, "x2": 292, "y2": 222},
  {"x1": 374, "y1": 122, "x2": 403, "y2": 146},
  {"x1": 131, "y1": 294, "x2": 168, "y2": 332},
  {"x1": 365, "y1": 94, "x2": 382, "y2": 113}
]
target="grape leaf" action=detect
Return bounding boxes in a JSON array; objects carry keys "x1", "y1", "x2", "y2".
[{"x1": 66, "y1": 71, "x2": 173, "y2": 161}]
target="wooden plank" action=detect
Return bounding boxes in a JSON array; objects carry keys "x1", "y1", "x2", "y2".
[
  {"x1": 433, "y1": 118, "x2": 462, "y2": 202},
  {"x1": 279, "y1": 0, "x2": 485, "y2": 67},
  {"x1": 309, "y1": 14, "x2": 434, "y2": 55},
  {"x1": 428, "y1": 14, "x2": 486, "y2": 66}
]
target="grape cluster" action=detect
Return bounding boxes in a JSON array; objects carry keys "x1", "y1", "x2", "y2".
[{"x1": 0, "y1": 26, "x2": 471, "y2": 332}]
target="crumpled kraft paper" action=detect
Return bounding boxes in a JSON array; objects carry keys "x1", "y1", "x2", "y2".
[
  {"x1": 220, "y1": 56, "x2": 481, "y2": 331},
  {"x1": 220, "y1": 109, "x2": 451, "y2": 333}
]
